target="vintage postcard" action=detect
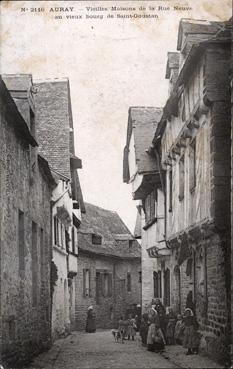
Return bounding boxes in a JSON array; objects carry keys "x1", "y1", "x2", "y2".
[{"x1": 0, "y1": 1, "x2": 232, "y2": 368}]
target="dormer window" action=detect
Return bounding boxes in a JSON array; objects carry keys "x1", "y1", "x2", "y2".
[{"x1": 92, "y1": 234, "x2": 102, "y2": 245}]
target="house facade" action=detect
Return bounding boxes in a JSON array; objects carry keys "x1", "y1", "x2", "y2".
[
  {"x1": 34, "y1": 79, "x2": 85, "y2": 340},
  {"x1": 151, "y1": 19, "x2": 231, "y2": 363},
  {"x1": 123, "y1": 107, "x2": 165, "y2": 309},
  {"x1": 0, "y1": 75, "x2": 55, "y2": 366},
  {"x1": 75, "y1": 203, "x2": 141, "y2": 330}
]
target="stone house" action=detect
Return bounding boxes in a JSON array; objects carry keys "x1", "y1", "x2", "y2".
[
  {"x1": 123, "y1": 107, "x2": 167, "y2": 310},
  {"x1": 0, "y1": 75, "x2": 55, "y2": 366},
  {"x1": 75, "y1": 203, "x2": 141, "y2": 330},
  {"x1": 151, "y1": 19, "x2": 231, "y2": 363},
  {"x1": 34, "y1": 79, "x2": 85, "y2": 340}
]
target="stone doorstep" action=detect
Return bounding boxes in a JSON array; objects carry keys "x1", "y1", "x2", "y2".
[{"x1": 161, "y1": 345, "x2": 222, "y2": 369}]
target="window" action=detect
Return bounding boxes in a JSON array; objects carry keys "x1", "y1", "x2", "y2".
[
  {"x1": 92, "y1": 234, "x2": 102, "y2": 245},
  {"x1": 65, "y1": 230, "x2": 70, "y2": 252},
  {"x1": 54, "y1": 216, "x2": 58, "y2": 246},
  {"x1": 32, "y1": 221, "x2": 38, "y2": 307},
  {"x1": 144, "y1": 190, "x2": 156, "y2": 224},
  {"x1": 189, "y1": 139, "x2": 196, "y2": 191},
  {"x1": 127, "y1": 272, "x2": 131, "y2": 292},
  {"x1": 138, "y1": 271, "x2": 142, "y2": 283},
  {"x1": 164, "y1": 268, "x2": 170, "y2": 307},
  {"x1": 153, "y1": 271, "x2": 162, "y2": 298},
  {"x1": 18, "y1": 210, "x2": 25, "y2": 277},
  {"x1": 129, "y1": 240, "x2": 133, "y2": 249},
  {"x1": 96, "y1": 271, "x2": 112, "y2": 303},
  {"x1": 54, "y1": 216, "x2": 66, "y2": 248},
  {"x1": 71, "y1": 227, "x2": 75, "y2": 253},
  {"x1": 96, "y1": 272, "x2": 101, "y2": 304},
  {"x1": 103, "y1": 273, "x2": 112, "y2": 297},
  {"x1": 169, "y1": 170, "x2": 173, "y2": 212},
  {"x1": 83, "y1": 269, "x2": 90, "y2": 297},
  {"x1": 179, "y1": 156, "x2": 185, "y2": 201}
]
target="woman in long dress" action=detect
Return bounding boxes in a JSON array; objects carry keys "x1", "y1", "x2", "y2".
[
  {"x1": 85, "y1": 306, "x2": 96, "y2": 333},
  {"x1": 183, "y1": 308, "x2": 199, "y2": 354},
  {"x1": 147, "y1": 315, "x2": 166, "y2": 352}
]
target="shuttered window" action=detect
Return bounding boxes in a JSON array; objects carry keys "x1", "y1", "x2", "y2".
[
  {"x1": 145, "y1": 190, "x2": 156, "y2": 224},
  {"x1": 169, "y1": 170, "x2": 173, "y2": 212},
  {"x1": 179, "y1": 156, "x2": 185, "y2": 201},
  {"x1": 127, "y1": 272, "x2": 131, "y2": 292},
  {"x1": 189, "y1": 139, "x2": 196, "y2": 191}
]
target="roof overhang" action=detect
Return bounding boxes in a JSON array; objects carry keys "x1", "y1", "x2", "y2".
[
  {"x1": 70, "y1": 155, "x2": 82, "y2": 169},
  {"x1": 133, "y1": 172, "x2": 160, "y2": 200},
  {"x1": 147, "y1": 243, "x2": 171, "y2": 258}
]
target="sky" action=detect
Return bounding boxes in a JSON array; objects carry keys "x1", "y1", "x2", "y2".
[{"x1": 0, "y1": 0, "x2": 231, "y2": 232}]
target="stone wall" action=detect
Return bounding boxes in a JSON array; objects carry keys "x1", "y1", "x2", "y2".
[
  {"x1": 0, "y1": 90, "x2": 52, "y2": 366},
  {"x1": 75, "y1": 253, "x2": 141, "y2": 331}
]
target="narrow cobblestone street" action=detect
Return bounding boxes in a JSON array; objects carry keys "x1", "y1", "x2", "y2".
[{"x1": 29, "y1": 330, "x2": 221, "y2": 369}]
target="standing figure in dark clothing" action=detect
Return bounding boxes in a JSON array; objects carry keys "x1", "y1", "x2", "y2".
[
  {"x1": 165, "y1": 307, "x2": 177, "y2": 345},
  {"x1": 153, "y1": 298, "x2": 166, "y2": 339},
  {"x1": 86, "y1": 306, "x2": 96, "y2": 333},
  {"x1": 183, "y1": 308, "x2": 199, "y2": 355},
  {"x1": 186, "y1": 291, "x2": 195, "y2": 313},
  {"x1": 140, "y1": 313, "x2": 149, "y2": 346}
]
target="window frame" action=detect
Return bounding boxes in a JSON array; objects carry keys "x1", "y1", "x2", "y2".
[
  {"x1": 189, "y1": 138, "x2": 196, "y2": 192},
  {"x1": 83, "y1": 268, "x2": 91, "y2": 297},
  {"x1": 179, "y1": 155, "x2": 185, "y2": 201}
]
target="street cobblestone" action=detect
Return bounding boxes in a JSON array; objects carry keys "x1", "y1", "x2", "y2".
[{"x1": 28, "y1": 330, "x2": 222, "y2": 369}]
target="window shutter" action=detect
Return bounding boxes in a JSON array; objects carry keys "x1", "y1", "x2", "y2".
[
  {"x1": 83, "y1": 269, "x2": 86, "y2": 297},
  {"x1": 108, "y1": 274, "x2": 112, "y2": 297}
]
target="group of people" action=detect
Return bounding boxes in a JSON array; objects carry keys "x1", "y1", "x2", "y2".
[
  {"x1": 86, "y1": 295, "x2": 200, "y2": 357},
  {"x1": 139, "y1": 297, "x2": 200, "y2": 355}
]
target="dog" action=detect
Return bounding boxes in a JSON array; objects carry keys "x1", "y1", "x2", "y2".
[{"x1": 111, "y1": 329, "x2": 124, "y2": 343}]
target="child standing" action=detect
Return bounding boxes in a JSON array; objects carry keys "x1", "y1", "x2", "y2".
[
  {"x1": 174, "y1": 314, "x2": 184, "y2": 345},
  {"x1": 183, "y1": 308, "x2": 199, "y2": 355},
  {"x1": 140, "y1": 313, "x2": 149, "y2": 346},
  {"x1": 118, "y1": 316, "x2": 126, "y2": 343},
  {"x1": 127, "y1": 314, "x2": 137, "y2": 340},
  {"x1": 166, "y1": 307, "x2": 177, "y2": 345}
]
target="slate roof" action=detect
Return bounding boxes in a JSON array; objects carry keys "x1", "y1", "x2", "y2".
[
  {"x1": 0, "y1": 76, "x2": 37, "y2": 147},
  {"x1": 177, "y1": 19, "x2": 223, "y2": 50},
  {"x1": 34, "y1": 80, "x2": 72, "y2": 178},
  {"x1": 78, "y1": 203, "x2": 141, "y2": 259},
  {"x1": 123, "y1": 107, "x2": 163, "y2": 182}
]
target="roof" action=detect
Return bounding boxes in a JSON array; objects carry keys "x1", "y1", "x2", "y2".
[
  {"x1": 78, "y1": 203, "x2": 141, "y2": 259},
  {"x1": 177, "y1": 18, "x2": 223, "y2": 50},
  {"x1": 0, "y1": 76, "x2": 37, "y2": 147},
  {"x1": 34, "y1": 79, "x2": 72, "y2": 178},
  {"x1": 38, "y1": 154, "x2": 57, "y2": 187},
  {"x1": 176, "y1": 19, "x2": 232, "y2": 88},
  {"x1": 123, "y1": 107, "x2": 163, "y2": 182},
  {"x1": 153, "y1": 19, "x2": 231, "y2": 145}
]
